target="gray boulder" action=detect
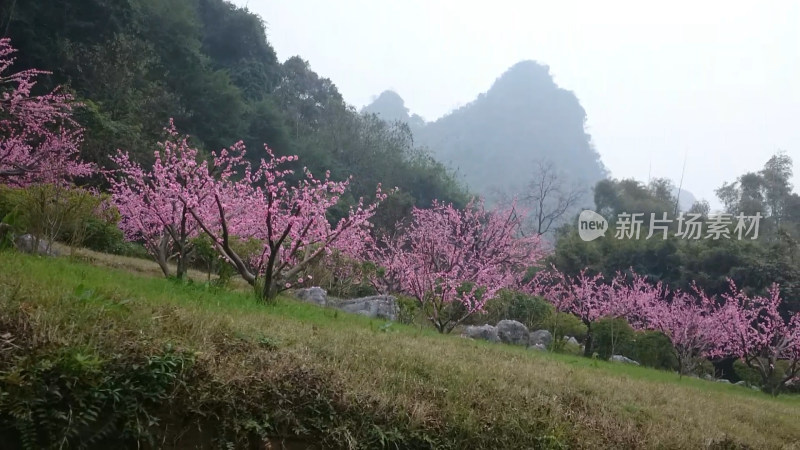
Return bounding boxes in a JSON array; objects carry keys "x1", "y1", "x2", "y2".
[
  {"x1": 609, "y1": 354, "x2": 640, "y2": 365},
  {"x1": 334, "y1": 295, "x2": 397, "y2": 320},
  {"x1": 294, "y1": 287, "x2": 327, "y2": 306},
  {"x1": 563, "y1": 336, "x2": 580, "y2": 346},
  {"x1": 529, "y1": 343, "x2": 547, "y2": 351},
  {"x1": 529, "y1": 329, "x2": 553, "y2": 347},
  {"x1": 716, "y1": 378, "x2": 731, "y2": 384},
  {"x1": 734, "y1": 380, "x2": 747, "y2": 387},
  {"x1": 462, "y1": 324, "x2": 500, "y2": 343},
  {"x1": 15, "y1": 234, "x2": 58, "y2": 256},
  {"x1": 496, "y1": 320, "x2": 529, "y2": 346}
]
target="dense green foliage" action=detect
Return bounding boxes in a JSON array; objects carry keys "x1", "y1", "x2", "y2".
[
  {"x1": 0, "y1": 0, "x2": 468, "y2": 229},
  {"x1": 476, "y1": 289, "x2": 554, "y2": 330},
  {"x1": 0, "y1": 185, "x2": 145, "y2": 257},
  {"x1": 550, "y1": 155, "x2": 800, "y2": 317}
]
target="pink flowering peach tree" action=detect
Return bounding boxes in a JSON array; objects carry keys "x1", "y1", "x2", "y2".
[
  {"x1": 373, "y1": 199, "x2": 546, "y2": 333},
  {"x1": 106, "y1": 121, "x2": 228, "y2": 278},
  {"x1": 528, "y1": 268, "x2": 612, "y2": 354},
  {"x1": 642, "y1": 286, "x2": 721, "y2": 376},
  {"x1": 0, "y1": 38, "x2": 92, "y2": 185},
  {"x1": 710, "y1": 281, "x2": 800, "y2": 395},
  {"x1": 111, "y1": 121, "x2": 385, "y2": 301},
  {"x1": 183, "y1": 139, "x2": 384, "y2": 301},
  {"x1": 530, "y1": 268, "x2": 669, "y2": 356}
]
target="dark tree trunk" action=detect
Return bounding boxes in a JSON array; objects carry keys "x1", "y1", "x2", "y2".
[
  {"x1": 712, "y1": 357, "x2": 738, "y2": 382},
  {"x1": 583, "y1": 322, "x2": 593, "y2": 357}
]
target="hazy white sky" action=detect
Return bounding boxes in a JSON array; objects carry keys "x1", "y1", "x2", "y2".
[{"x1": 234, "y1": 1, "x2": 800, "y2": 209}]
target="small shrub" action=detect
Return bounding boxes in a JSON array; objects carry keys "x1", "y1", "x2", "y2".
[
  {"x1": 0, "y1": 184, "x2": 121, "y2": 253},
  {"x1": 733, "y1": 359, "x2": 761, "y2": 386},
  {"x1": 189, "y1": 234, "x2": 219, "y2": 280},
  {"x1": 80, "y1": 218, "x2": 125, "y2": 252},
  {"x1": 541, "y1": 312, "x2": 587, "y2": 351},
  {"x1": 479, "y1": 289, "x2": 553, "y2": 330},
  {"x1": 592, "y1": 317, "x2": 635, "y2": 360},
  {"x1": 0, "y1": 345, "x2": 193, "y2": 449},
  {"x1": 396, "y1": 295, "x2": 420, "y2": 325},
  {"x1": 733, "y1": 359, "x2": 800, "y2": 393},
  {"x1": 214, "y1": 260, "x2": 236, "y2": 289},
  {"x1": 695, "y1": 360, "x2": 716, "y2": 378},
  {"x1": 307, "y1": 253, "x2": 378, "y2": 298},
  {"x1": 629, "y1": 331, "x2": 679, "y2": 371},
  {"x1": 560, "y1": 339, "x2": 584, "y2": 356}
]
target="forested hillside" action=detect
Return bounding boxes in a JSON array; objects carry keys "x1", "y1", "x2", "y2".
[
  {"x1": 551, "y1": 154, "x2": 800, "y2": 320},
  {"x1": 0, "y1": 0, "x2": 468, "y2": 230}
]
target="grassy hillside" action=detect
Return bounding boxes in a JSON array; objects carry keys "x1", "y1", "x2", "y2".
[{"x1": 0, "y1": 251, "x2": 799, "y2": 449}]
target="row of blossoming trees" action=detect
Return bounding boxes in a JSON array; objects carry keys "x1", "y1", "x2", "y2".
[
  {"x1": 108, "y1": 120, "x2": 386, "y2": 299},
  {"x1": 2, "y1": 37, "x2": 799, "y2": 394},
  {"x1": 106, "y1": 121, "x2": 800, "y2": 393},
  {"x1": 528, "y1": 269, "x2": 800, "y2": 394}
]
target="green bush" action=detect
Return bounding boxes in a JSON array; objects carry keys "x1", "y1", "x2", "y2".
[
  {"x1": 479, "y1": 289, "x2": 553, "y2": 330},
  {"x1": 541, "y1": 312, "x2": 587, "y2": 352},
  {"x1": 0, "y1": 186, "x2": 26, "y2": 244},
  {"x1": 301, "y1": 252, "x2": 378, "y2": 299},
  {"x1": 396, "y1": 295, "x2": 420, "y2": 325},
  {"x1": 559, "y1": 339, "x2": 584, "y2": 356},
  {"x1": 629, "y1": 331, "x2": 679, "y2": 371},
  {"x1": 591, "y1": 317, "x2": 635, "y2": 360},
  {"x1": 733, "y1": 359, "x2": 800, "y2": 393},
  {"x1": 733, "y1": 359, "x2": 762, "y2": 386},
  {"x1": 0, "y1": 185, "x2": 22, "y2": 218},
  {"x1": 188, "y1": 234, "x2": 219, "y2": 279},
  {"x1": 80, "y1": 218, "x2": 125, "y2": 252},
  {"x1": 0, "y1": 345, "x2": 193, "y2": 449},
  {"x1": 0, "y1": 184, "x2": 129, "y2": 254}
]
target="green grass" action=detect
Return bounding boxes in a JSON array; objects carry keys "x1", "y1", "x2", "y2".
[{"x1": 1, "y1": 251, "x2": 799, "y2": 449}]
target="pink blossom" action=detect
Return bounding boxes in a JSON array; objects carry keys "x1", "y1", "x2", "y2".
[
  {"x1": 372, "y1": 198, "x2": 547, "y2": 333},
  {"x1": 0, "y1": 38, "x2": 93, "y2": 185}
]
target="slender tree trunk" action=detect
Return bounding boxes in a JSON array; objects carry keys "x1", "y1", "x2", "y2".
[
  {"x1": 154, "y1": 235, "x2": 171, "y2": 278},
  {"x1": 583, "y1": 322, "x2": 593, "y2": 357},
  {"x1": 176, "y1": 252, "x2": 187, "y2": 280},
  {"x1": 263, "y1": 279, "x2": 280, "y2": 302},
  {"x1": 155, "y1": 252, "x2": 170, "y2": 278}
]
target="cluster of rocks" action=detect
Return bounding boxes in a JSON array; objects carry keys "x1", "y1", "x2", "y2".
[
  {"x1": 461, "y1": 319, "x2": 644, "y2": 365},
  {"x1": 294, "y1": 292, "x2": 650, "y2": 367},
  {"x1": 461, "y1": 320, "x2": 557, "y2": 352},
  {"x1": 293, "y1": 287, "x2": 398, "y2": 321}
]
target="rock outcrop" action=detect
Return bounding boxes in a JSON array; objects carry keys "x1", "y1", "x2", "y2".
[
  {"x1": 461, "y1": 324, "x2": 500, "y2": 343},
  {"x1": 496, "y1": 320, "x2": 529, "y2": 346},
  {"x1": 334, "y1": 295, "x2": 398, "y2": 321},
  {"x1": 529, "y1": 329, "x2": 552, "y2": 348}
]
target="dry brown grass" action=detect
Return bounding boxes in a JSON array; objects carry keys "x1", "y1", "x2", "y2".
[{"x1": 1, "y1": 251, "x2": 799, "y2": 449}]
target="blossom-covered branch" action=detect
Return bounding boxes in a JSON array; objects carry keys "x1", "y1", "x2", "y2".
[{"x1": 0, "y1": 38, "x2": 92, "y2": 185}]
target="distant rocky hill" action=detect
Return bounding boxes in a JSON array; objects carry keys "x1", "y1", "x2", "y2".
[{"x1": 363, "y1": 61, "x2": 608, "y2": 204}]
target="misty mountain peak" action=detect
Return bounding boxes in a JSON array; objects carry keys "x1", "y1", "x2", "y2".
[
  {"x1": 414, "y1": 60, "x2": 606, "y2": 197},
  {"x1": 482, "y1": 60, "x2": 566, "y2": 111},
  {"x1": 362, "y1": 90, "x2": 410, "y2": 122},
  {"x1": 493, "y1": 60, "x2": 554, "y2": 88}
]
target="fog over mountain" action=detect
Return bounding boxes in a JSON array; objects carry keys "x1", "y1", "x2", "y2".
[{"x1": 364, "y1": 61, "x2": 608, "y2": 209}]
